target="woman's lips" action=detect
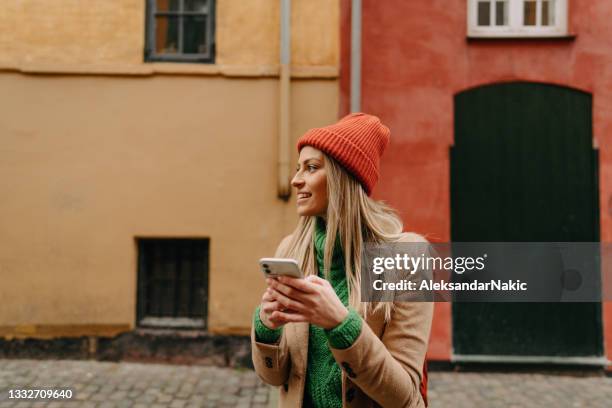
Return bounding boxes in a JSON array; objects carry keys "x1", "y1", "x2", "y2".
[{"x1": 297, "y1": 193, "x2": 311, "y2": 203}]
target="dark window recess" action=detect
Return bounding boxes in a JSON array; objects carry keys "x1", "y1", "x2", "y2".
[
  {"x1": 137, "y1": 238, "x2": 209, "y2": 329},
  {"x1": 145, "y1": 0, "x2": 215, "y2": 63}
]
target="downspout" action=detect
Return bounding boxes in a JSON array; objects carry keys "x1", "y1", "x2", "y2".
[
  {"x1": 351, "y1": 0, "x2": 362, "y2": 113},
  {"x1": 278, "y1": 0, "x2": 291, "y2": 199}
]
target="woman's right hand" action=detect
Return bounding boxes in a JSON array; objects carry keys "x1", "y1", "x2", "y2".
[{"x1": 259, "y1": 286, "x2": 286, "y2": 330}]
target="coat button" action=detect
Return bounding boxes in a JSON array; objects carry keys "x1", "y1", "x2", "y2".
[
  {"x1": 264, "y1": 357, "x2": 273, "y2": 368},
  {"x1": 346, "y1": 387, "x2": 355, "y2": 402}
]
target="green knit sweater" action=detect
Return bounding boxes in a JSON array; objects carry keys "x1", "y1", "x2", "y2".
[{"x1": 253, "y1": 217, "x2": 363, "y2": 407}]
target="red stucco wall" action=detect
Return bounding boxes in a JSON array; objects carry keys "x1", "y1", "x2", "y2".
[{"x1": 340, "y1": 0, "x2": 612, "y2": 365}]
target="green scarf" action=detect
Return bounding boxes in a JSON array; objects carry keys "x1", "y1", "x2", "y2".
[{"x1": 303, "y1": 217, "x2": 349, "y2": 408}]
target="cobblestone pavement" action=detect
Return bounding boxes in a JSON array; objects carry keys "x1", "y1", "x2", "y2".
[
  {"x1": 0, "y1": 359, "x2": 269, "y2": 408},
  {"x1": 1, "y1": 359, "x2": 611, "y2": 407},
  {"x1": 428, "y1": 370, "x2": 612, "y2": 408}
]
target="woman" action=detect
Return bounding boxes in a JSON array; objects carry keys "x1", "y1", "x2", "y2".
[{"x1": 251, "y1": 113, "x2": 434, "y2": 407}]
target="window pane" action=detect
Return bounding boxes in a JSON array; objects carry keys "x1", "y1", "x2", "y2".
[
  {"x1": 183, "y1": 16, "x2": 208, "y2": 54},
  {"x1": 495, "y1": 1, "x2": 507, "y2": 26},
  {"x1": 478, "y1": 1, "x2": 491, "y2": 26},
  {"x1": 155, "y1": 16, "x2": 179, "y2": 54},
  {"x1": 524, "y1": 1, "x2": 537, "y2": 26},
  {"x1": 185, "y1": 0, "x2": 208, "y2": 12},
  {"x1": 542, "y1": 0, "x2": 555, "y2": 26},
  {"x1": 156, "y1": 0, "x2": 180, "y2": 12}
]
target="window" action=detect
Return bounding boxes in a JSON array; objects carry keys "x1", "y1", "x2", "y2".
[
  {"x1": 145, "y1": 0, "x2": 215, "y2": 63},
  {"x1": 468, "y1": 0, "x2": 568, "y2": 38},
  {"x1": 136, "y1": 238, "x2": 209, "y2": 329}
]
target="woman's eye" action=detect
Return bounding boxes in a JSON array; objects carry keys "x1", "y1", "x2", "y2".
[{"x1": 307, "y1": 165, "x2": 317, "y2": 172}]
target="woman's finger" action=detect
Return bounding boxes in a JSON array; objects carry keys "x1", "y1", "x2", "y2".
[
  {"x1": 269, "y1": 281, "x2": 321, "y2": 309},
  {"x1": 262, "y1": 289, "x2": 275, "y2": 302},
  {"x1": 305, "y1": 275, "x2": 327, "y2": 286},
  {"x1": 271, "y1": 311, "x2": 308, "y2": 324},
  {"x1": 268, "y1": 279, "x2": 308, "y2": 301},
  {"x1": 277, "y1": 276, "x2": 318, "y2": 293},
  {"x1": 261, "y1": 300, "x2": 282, "y2": 314},
  {"x1": 269, "y1": 280, "x2": 319, "y2": 306},
  {"x1": 270, "y1": 288, "x2": 307, "y2": 313}
]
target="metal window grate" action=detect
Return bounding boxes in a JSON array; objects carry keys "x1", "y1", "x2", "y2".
[
  {"x1": 145, "y1": 0, "x2": 216, "y2": 63},
  {"x1": 136, "y1": 238, "x2": 209, "y2": 329}
]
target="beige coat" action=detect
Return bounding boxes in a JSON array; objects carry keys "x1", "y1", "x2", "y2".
[{"x1": 251, "y1": 233, "x2": 434, "y2": 408}]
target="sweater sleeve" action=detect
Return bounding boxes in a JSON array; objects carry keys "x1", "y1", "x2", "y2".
[
  {"x1": 253, "y1": 305, "x2": 283, "y2": 344},
  {"x1": 324, "y1": 307, "x2": 362, "y2": 349}
]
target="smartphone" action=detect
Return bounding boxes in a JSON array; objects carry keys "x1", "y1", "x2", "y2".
[{"x1": 259, "y1": 258, "x2": 303, "y2": 279}]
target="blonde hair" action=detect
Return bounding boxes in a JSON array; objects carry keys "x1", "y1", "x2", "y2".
[{"x1": 280, "y1": 154, "x2": 404, "y2": 321}]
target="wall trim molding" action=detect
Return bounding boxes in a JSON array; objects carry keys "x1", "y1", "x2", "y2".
[
  {"x1": 0, "y1": 63, "x2": 339, "y2": 79},
  {"x1": 0, "y1": 324, "x2": 131, "y2": 340}
]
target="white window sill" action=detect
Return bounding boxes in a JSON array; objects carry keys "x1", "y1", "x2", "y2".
[{"x1": 467, "y1": 33, "x2": 576, "y2": 41}]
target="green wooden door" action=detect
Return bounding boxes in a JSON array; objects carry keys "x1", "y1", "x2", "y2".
[{"x1": 451, "y1": 82, "x2": 603, "y2": 359}]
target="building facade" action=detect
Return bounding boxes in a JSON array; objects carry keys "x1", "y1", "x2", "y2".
[
  {"x1": 340, "y1": 0, "x2": 612, "y2": 369},
  {"x1": 0, "y1": 0, "x2": 339, "y2": 341}
]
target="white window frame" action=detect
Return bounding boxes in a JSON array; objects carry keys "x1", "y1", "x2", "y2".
[{"x1": 468, "y1": 0, "x2": 569, "y2": 38}]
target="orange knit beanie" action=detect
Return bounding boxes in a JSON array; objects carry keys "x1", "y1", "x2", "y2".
[{"x1": 297, "y1": 112, "x2": 390, "y2": 195}]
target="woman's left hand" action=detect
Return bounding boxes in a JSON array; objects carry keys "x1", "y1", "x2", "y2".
[{"x1": 266, "y1": 275, "x2": 349, "y2": 330}]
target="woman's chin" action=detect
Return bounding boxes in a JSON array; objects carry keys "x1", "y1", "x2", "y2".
[
  {"x1": 296, "y1": 205, "x2": 316, "y2": 217},
  {"x1": 297, "y1": 207, "x2": 326, "y2": 218},
  {"x1": 297, "y1": 209, "x2": 312, "y2": 217}
]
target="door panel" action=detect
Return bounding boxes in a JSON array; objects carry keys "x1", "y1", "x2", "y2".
[{"x1": 451, "y1": 82, "x2": 602, "y2": 357}]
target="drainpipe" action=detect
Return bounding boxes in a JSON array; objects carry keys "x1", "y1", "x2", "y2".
[
  {"x1": 278, "y1": 0, "x2": 291, "y2": 200},
  {"x1": 351, "y1": 0, "x2": 362, "y2": 113}
]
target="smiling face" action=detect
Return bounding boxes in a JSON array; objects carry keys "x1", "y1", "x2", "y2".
[{"x1": 291, "y1": 146, "x2": 328, "y2": 217}]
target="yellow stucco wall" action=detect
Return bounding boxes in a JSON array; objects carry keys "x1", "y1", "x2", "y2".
[
  {"x1": 217, "y1": 0, "x2": 339, "y2": 67},
  {"x1": 0, "y1": 0, "x2": 338, "y2": 72},
  {"x1": 0, "y1": 74, "x2": 338, "y2": 337},
  {"x1": 0, "y1": 0, "x2": 340, "y2": 338}
]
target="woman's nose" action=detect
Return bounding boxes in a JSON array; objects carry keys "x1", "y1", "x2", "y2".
[{"x1": 291, "y1": 173, "x2": 304, "y2": 188}]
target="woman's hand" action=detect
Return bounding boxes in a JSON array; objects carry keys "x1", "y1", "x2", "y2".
[
  {"x1": 266, "y1": 275, "x2": 349, "y2": 330},
  {"x1": 259, "y1": 285, "x2": 288, "y2": 330}
]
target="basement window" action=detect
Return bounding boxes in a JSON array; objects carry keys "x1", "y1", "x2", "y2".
[
  {"x1": 136, "y1": 238, "x2": 209, "y2": 329},
  {"x1": 468, "y1": 0, "x2": 568, "y2": 38},
  {"x1": 145, "y1": 0, "x2": 215, "y2": 63}
]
